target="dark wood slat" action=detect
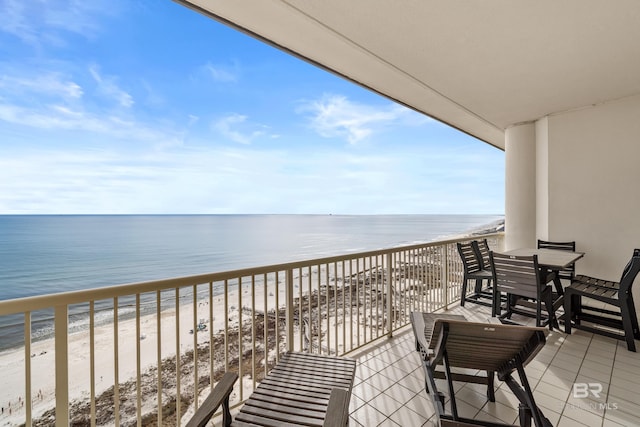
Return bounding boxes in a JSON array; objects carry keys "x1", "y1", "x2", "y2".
[
  {"x1": 256, "y1": 381, "x2": 331, "y2": 400},
  {"x1": 230, "y1": 352, "x2": 355, "y2": 427},
  {"x1": 242, "y1": 398, "x2": 327, "y2": 420},
  {"x1": 270, "y1": 362, "x2": 355, "y2": 379},
  {"x1": 247, "y1": 392, "x2": 329, "y2": 412},
  {"x1": 261, "y1": 373, "x2": 352, "y2": 390},
  {"x1": 237, "y1": 404, "x2": 324, "y2": 426}
]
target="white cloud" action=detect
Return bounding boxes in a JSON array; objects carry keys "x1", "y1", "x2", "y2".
[
  {"x1": 202, "y1": 62, "x2": 238, "y2": 83},
  {"x1": 89, "y1": 65, "x2": 134, "y2": 108},
  {"x1": 188, "y1": 115, "x2": 200, "y2": 126},
  {"x1": 298, "y1": 94, "x2": 428, "y2": 144},
  {"x1": 213, "y1": 113, "x2": 268, "y2": 145},
  {"x1": 0, "y1": 0, "x2": 120, "y2": 47},
  {"x1": 0, "y1": 136, "x2": 504, "y2": 215},
  {"x1": 0, "y1": 73, "x2": 83, "y2": 99}
]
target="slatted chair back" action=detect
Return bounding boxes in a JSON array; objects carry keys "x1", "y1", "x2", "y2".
[
  {"x1": 618, "y1": 249, "x2": 640, "y2": 294},
  {"x1": 427, "y1": 319, "x2": 546, "y2": 373},
  {"x1": 537, "y1": 239, "x2": 576, "y2": 280},
  {"x1": 490, "y1": 252, "x2": 542, "y2": 300},
  {"x1": 474, "y1": 238, "x2": 492, "y2": 271},
  {"x1": 457, "y1": 241, "x2": 482, "y2": 274}
]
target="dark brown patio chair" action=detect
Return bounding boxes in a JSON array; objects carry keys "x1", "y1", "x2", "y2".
[
  {"x1": 537, "y1": 239, "x2": 576, "y2": 295},
  {"x1": 490, "y1": 252, "x2": 559, "y2": 330},
  {"x1": 411, "y1": 313, "x2": 552, "y2": 427},
  {"x1": 186, "y1": 352, "x2": 356, "y2": 427},
  {"x1": 457, "y1": 241, "x2": 495, "y2": 314},
  {"x1": 564, "y1": 249, "x2": 640, "y2": 352}
]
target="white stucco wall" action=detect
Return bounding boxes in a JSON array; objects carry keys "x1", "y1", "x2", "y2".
[
  {"x1": 535, "y1": 117, "x2": 550, "y2": 241},
  {"x1": 505, "y1": 123, "x2": 536, "y2": 250},
  {"x1": 505, "y1": 94, "x2": 640, "y2": 321},
  {"x1": 545, "y1": 94, "x2": 640, "y2": 282}
]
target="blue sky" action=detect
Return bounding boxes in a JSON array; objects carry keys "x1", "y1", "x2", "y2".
[{"x1": 0, "y1": 0, "x2": 504, "y2": 215}]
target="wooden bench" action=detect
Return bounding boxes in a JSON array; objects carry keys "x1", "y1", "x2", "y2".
[
  {"x1": 564, "y1": 249, "x2": 640, "y2": 352},
  {"x1": 187, "y1": 352, "x2": 356, "y2": 427}
]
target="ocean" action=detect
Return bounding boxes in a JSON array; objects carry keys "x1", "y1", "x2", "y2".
[{"x1": 0, "y1": 214, "x2": 503, "y2": 349}]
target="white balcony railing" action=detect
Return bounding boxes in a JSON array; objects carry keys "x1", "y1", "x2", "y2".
[{"x1": 0, "y1": 233, "x2": 503, "y2": 427}]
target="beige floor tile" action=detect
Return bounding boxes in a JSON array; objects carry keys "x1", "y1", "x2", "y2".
[
  {"x1": 350, "y1": 403, "x2": 388, "y2": 426},
  {"x1": 535, "y1": 379, "x2": 572, "y2": 401},
  {"x1": 562, "y1": 403, "x2": 607, "y2": 427},
  {"x1": 384, "y1": 382, "x2": 419, "y2": 404},
  {"x1": 369, "y1": 392, "x2": 406, "y2": 417},
  {"x1": 347, "y1": 305, "x2": 640, "y2": 426},
  {"x1": 388, "y1": 405, "x2": 432, "y2": 426},
  {"x1": 454, "y1": 386, "x2": 490, "y2": 410},
  {"x1": 558, "y1": 414, "x2": 592, "y2": 427},
  {"x1": 477, "y1": 400, "x2": 519, "y2": 425}
]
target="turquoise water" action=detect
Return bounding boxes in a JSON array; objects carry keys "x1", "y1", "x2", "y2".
[{"x1": 0, "y1": 214, "x2": 502, "y2": 349}]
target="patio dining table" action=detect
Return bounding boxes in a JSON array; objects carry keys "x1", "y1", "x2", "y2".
[
  {"x1": 502, "y1": 247, "x2": 584, "y2": 304},
  {"x1": 502, "y1": 248, "x2": 584, "y2": 271}
]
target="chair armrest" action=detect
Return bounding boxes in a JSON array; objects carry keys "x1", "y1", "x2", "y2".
[
  {"x1": 186, "y1": 371, "x2": 238, "y2": 427},
  {"x1": 322, "y1": 388, "x2": 350, "y2": 427}
]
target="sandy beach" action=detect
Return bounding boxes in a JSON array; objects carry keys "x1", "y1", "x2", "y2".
[
  {"x1": 0, "y1": 225, "x2": 503, "y2": 426},
  {"x1": 0, "y1": 277, "x2": 298, "y2": 426},
  {"x1": 0, "y1": 263, "x2": 394, "y2": 426}
]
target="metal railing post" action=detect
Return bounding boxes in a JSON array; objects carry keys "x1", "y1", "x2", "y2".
[
  {"x1": 442, "y1": 245, "x2": 449, "y2": 309},
  {"x1": 285, "y1": 268, "x2": 294, "y2": 352},
  {"x1": 385, "y1": 252, "x2": 393, "y2": 337},
  {"x1": 54, "y1": 305, "x2": 69, "y2": 427}
]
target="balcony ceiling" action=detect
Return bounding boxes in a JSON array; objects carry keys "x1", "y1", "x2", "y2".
[{"x1": 177, "y1": 0, "x2": 640, "y2": 149}]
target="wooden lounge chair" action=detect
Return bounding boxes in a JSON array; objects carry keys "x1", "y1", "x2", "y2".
[
  {"x1": 411, "y1": 312, "x2": 551, "y2": 427},
  {"x1": 537, "y1": 240, "x2": 576, "y2": 296},
  {"x1": 564, "y1": 249, "x2": 640, "y2": 352},
  {"x1": 187, "y1": 352, "x2": 356, "y2": 427},
  {"x1": 457, "y1": 241, "x2": 495, "y2": 313},
  {"x1": 490, "y1": 252, "x2": 559, "y2": 330},
  {"x1": 411, "y1": 312, "x2": 497, "y2": 402}
]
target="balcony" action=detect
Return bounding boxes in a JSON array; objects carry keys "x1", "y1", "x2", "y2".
[{"x1": 0, "y1": 232, "x2": 639, "y2": 427}]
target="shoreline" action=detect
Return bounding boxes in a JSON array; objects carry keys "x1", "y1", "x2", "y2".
[
  {"x1": 0, "y1": 222, "x2": 504, "y2": 426},
  {"x1": 0, "y1": 283, "x2": 278, "y2": 426}
]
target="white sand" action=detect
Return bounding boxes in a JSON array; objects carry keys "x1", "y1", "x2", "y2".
[
  {"x1": 0, "y1": 281, "x2": 292, "y2": 426},
  {"x1": 0, "y1": 256, "x2": 435, "y2": 426}
]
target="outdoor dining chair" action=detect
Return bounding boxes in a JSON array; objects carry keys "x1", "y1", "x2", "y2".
[
  {"x1": 537, "y1": 239, "x2": 576, "y2": 295},
  {"x1": 564, "y1": 248, "x2": 640, "y2": 352},
  {"x1": 457, "y1": 241, "x2": 495, "y2": 314},
  {"x1": 490, "y1": 252, "x2": 558, "y2": 330}
]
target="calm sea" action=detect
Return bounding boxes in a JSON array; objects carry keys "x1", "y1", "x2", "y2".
[{"x1": 0, "y1": 214, "x2": 502, "y2": 349}]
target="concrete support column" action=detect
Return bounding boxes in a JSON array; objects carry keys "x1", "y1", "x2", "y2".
[{"x1": 505, "y1": 123, "x2": 536, "y2": 250}]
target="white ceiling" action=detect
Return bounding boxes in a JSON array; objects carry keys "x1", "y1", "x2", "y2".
[{"x1": 177, "y1": 0, "x2": 640, "y2": 149}]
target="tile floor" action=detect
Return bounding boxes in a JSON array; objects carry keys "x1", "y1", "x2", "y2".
[
  {"x1": 347, "y1": 304, "x2": 640, "y2": 427},
  {"x1": 209, "y1": 303, "x2": 640, "y2": 426}
]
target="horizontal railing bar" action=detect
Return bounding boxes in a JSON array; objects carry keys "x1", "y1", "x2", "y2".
[{"x1": 0, "y1": 232, "x2": 502, "y2": 316}]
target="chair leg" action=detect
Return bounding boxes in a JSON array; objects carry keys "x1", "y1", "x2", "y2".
[
  {"x1": 536, "y1": 299, "x2": 542, "y2": 328},
  {"x1": 574, "y1": 295, "x2": 583, "y2": 326},
  {"x1": 619, "y1": 298, "x2": 637, "y2": 352},
  {"x1": 492, "y1": 286, "x2": 499, "y2": 317},
  {"x1": 486, "y1": 371, "x2": 495, "y2": 402},
  {"x1": 460, "y1": 276, "x2": 468, "y2": 307},
  {"x1": 543, "y1": 292, "x2": 556, "y2": 331},
  {"x1": 474, "y1": 278, "x2": 483, "y2": 294},
  {"x1": 518, "y1": 403, "x2": 532, "y2": 427},
  {"x1": 506, "y1": 294, "x2": 516, "y2": 319},
  {"x1": 626, "y1": 297, "x2": 640, "y2": 339},
  {"x1": 564, "y1": 290, "x2": 574, "y2": 334},
  {"x1": 551, "y1": 270, "x2": 564, "y2": 296}
]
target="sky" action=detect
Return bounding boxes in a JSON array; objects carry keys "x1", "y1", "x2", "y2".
[{"x1": 0, "y1": 0, "x2": 504, "y2": 215}]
